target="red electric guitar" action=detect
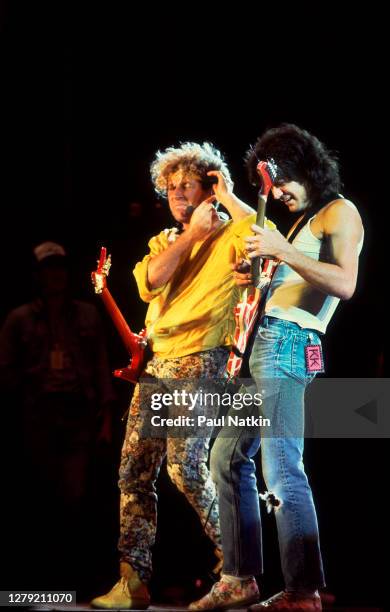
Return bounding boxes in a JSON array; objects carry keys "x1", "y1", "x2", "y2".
[
  {"x1": 226, "y1": 158, "x2": 280, "y2": 379},
  {"x1": 91, "y1": 247, "x2": 148, "y2": 383}
]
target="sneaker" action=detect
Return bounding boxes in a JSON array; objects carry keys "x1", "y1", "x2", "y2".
[
  {"x1": 90, "y1": 562, "x2": 150, "y2": 610},
  {"x1": 249, "y1": 589, "x2": 322, "y2": 611},
  {"x1": 188, "y1": 575, "x2": 260, "y2": 610}
]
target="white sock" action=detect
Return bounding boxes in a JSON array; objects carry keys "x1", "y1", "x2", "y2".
[{"x1": 222, "y1": 573, "x2": 254, "y2": 584}]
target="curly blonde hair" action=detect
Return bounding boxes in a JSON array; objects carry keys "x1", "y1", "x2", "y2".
[{"x1": 150, "y1": 141, "x2": 232, "y2": 196}]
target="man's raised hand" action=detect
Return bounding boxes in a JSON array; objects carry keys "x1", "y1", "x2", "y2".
[
  {"x1": 188, "y1": 197, "x2": 219, "y2": 241},
  {"x1": 207, "y1": 170, "x2": 233, "y2": 205}
]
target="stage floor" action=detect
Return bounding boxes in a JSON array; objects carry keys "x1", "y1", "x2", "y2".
[{"x1": 27, "y1": 604, "x2": 384, "y2": 612}]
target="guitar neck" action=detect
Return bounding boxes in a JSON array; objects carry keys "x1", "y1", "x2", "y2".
[
  {"x1": 99, "y1": 287, "x2": 139, "y2": 354},
  {"x1": 251, "y1": 192, "x2": 267, "y2": 284}
]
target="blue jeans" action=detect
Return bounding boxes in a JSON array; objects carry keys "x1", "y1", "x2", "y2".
[{"x1": 211, "y1": 316, "x2": 326, "y2": 591}]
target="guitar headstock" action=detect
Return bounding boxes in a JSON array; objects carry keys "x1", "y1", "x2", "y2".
[
  {"x1": 256, "y1": 157, "x2": 281, "y2": 197},
  {"x1": 91, "y1": 246, "x2": 111, "y2": 294}
]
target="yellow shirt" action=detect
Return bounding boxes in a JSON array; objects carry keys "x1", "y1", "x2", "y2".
[{"x1": 133, "y1": 214, "x2": 273, "y2": 358}]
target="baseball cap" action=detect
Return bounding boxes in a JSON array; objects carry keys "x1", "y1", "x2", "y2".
[{"x1": 33, "y1": 241, "x2": 67, "y2": 263}]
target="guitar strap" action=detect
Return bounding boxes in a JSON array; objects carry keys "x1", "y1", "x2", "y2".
[{"x1": 286, "y1": 211, "x2": 310, "y2": 244}]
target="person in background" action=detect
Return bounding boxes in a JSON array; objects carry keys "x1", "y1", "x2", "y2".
[{"x1": 0, "y1": 241, "x2": 115, "y2": 562}]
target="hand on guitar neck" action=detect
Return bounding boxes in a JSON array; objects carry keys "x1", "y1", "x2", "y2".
[
  {"x1": 230, "y1": 160, "x2": 279, "y2": 290},
  {"x1": 226, "y1": 158, "x2": 280, "y2": 379}
]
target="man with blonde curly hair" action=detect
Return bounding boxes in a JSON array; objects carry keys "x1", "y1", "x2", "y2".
[{"x1": 91, "y1": 142, "x2": 259, "y2": 610}]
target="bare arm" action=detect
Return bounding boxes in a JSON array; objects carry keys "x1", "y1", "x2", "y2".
[
  {"x1": 245, "y1": 200, "x2": 364, "y2": 300},
  {"x1": 147, "y1": 230, "x2": 197, "y2": 290},
  {"x1": 147, "y1": 199, "x2": 220, "y2": 289},
  {"x1": 207, "y1": 171, "x2": 256, "y2": 221}
]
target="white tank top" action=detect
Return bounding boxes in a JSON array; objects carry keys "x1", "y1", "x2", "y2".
[{"x1": 264, "y1": 204, "x2": 364, "y2": 333}]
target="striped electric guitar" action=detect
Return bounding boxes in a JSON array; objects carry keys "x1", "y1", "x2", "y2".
[
  {"x1": 91, "y1": 247, "x2": 148, "y2": 383},
  {"x1": 226, "y1": 159, "x2": 280, "y2": 379}
]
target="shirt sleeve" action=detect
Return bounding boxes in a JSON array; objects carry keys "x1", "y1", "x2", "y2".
[
  {"x1": 230, "y1": 213, "x2": 256, "y2": 239},
  {"x1": 133, "y1": 231, "x2": 170, "y2": 303}
]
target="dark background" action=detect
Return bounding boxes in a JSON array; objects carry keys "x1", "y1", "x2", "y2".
[{"x1": 0, "y1": 3, "x2": 386, "y2": 609}]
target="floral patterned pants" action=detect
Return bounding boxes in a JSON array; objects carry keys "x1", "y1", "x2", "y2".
[{"x1": 118, "y1": 347, "x2": 228, "y2": 583}]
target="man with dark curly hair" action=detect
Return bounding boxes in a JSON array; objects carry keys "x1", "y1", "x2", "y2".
[
  {"x1": 90, "y1": 142, "x2": 269, "y2": 609},
  {"x1": 189, "y1": 125, "x2": 364, "y2": 611}
]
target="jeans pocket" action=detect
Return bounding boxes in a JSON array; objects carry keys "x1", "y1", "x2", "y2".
[
  {"x1": 257, "y1": 324, "x2": 283, "y2": 342},
  {"x1": 280, "y1": 333, "x2": 319, "y2": 385}
]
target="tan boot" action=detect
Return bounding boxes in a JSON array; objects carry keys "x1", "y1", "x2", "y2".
[{"x1": 90, "y1": 562, "x2": 150, "y2": 610}]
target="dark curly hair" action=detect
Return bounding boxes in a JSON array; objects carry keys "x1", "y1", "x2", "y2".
[{"x1": 246, "y1": 124, "x2": 342, "y2": 210}]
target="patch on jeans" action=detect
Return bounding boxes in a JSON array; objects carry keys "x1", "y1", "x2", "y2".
[
  {"x1": 259, "y1": 491, "x2": 282, "y2": 513},
  {"x1": 305, "y1": 342, "x2": 325, "y2": 373}
]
